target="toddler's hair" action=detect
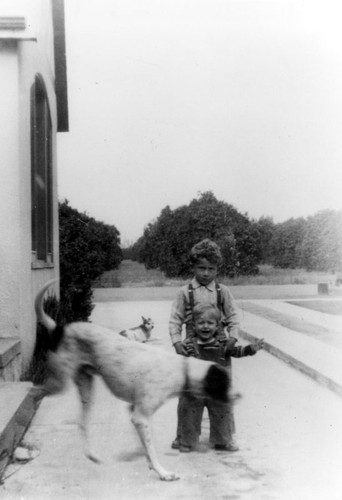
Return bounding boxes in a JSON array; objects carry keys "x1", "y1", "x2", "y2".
[
  {"x1": 189, "y1": 239, "x2": 222, "y2": 266},
  {"x1": 192, "y1": 303, "x2": 221, "y2": 323}
]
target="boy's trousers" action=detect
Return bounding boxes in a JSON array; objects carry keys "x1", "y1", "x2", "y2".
[{"x1": 179, "y1": 394, "x2": 235, "y2": 448}]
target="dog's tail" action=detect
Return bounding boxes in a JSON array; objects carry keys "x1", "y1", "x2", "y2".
[{"x1": 35, "y1": 279, "x2": 59, "y2": 333}]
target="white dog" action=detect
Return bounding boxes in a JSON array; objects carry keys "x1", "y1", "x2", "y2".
[
  {"x1": 119, "y1": 316, "x2": 154, "y2": 342},
  {"x1": 34, "y1": 281, "x2": 232, "y2": 481}
]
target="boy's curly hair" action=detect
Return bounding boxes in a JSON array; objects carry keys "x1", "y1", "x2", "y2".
[{"x1": 189, "y1": 238, "x2": 222, "y2": 266}]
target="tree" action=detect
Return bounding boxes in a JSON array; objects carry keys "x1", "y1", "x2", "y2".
[
  {"x1": 59, "y1": 200, "x2": 123, "y2": 321},
  {"x1": 268, "y1": 218, "x2": 306, "y2": 268},
  {"x1": 252, "y1": 216, "x2": 276, "y2": 264},
  {"x1": 131, "y1": 192, "x2": 260, "y2": 277},
  {"x1": 300, "y1": 210, "x2": 342, "y2": 272}
]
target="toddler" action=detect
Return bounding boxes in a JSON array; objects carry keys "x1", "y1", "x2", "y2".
[{"x1": 178, "y1": 302, "x2": 263, "y2": 452}]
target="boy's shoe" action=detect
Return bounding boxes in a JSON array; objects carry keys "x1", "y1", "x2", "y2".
[
  {"x1": 171, "y1": 437, "x2": 180, "y2": 449},
  {"x1": 214, "y1": 441, "x2": 239, "y2": 452},
  {"x1": 179, "y1": 445, "x2": 192, "y2": 453}
]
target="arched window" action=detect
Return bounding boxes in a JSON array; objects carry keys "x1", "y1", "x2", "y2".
[{"x1": 31, "y1": 75, "x2": 53, "y2": 266}]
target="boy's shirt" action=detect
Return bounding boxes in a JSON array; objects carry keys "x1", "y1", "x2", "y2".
[{"x1": 169, "y1": 278, "x2": 240, "y2": 346}]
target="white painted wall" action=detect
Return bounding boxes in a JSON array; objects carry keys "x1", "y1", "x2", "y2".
[
  {"x1": 0, "y1": 0, "x2": 60, "y2": 374},
  {"x1": 0, "y1": 42, "x2": 21, "y2": 339}
]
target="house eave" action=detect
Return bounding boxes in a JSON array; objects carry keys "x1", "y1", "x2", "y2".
[{"x1": 52, "y1": 0, "x2": 69, "y2": 133}]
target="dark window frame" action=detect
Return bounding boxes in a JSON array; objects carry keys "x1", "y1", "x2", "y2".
[{"x1": 31, "y1": 74, "x2": 54, "y2": 268}]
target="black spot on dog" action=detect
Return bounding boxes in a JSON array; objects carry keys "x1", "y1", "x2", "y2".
[{"x1": 204, "y1": 364, "x2": 230, "y2": 403}]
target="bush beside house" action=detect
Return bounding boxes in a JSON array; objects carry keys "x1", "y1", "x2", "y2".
[{"x1": 27, "y1": 200, "x2": 122, "y2": 383}]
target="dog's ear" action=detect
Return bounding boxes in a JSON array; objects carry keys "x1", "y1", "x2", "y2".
[
  {"x1": 142, "y1": 316, "x2": 147, "y2": 322},
  {"x1": 204, "y1": 364, "x2": 230, "y2": 403}
]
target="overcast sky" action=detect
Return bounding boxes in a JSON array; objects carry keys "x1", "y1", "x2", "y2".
[{"x1": 57, "y1": 0, "x2": 342, "y2": 245}]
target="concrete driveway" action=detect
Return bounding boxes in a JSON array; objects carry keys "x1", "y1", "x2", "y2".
[{"x1": 1, "y1": 294, "x2": 342, "y2": 500}]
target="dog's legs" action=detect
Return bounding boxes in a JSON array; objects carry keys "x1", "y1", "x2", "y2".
[
  {"x1": 131, "y1": 408, "x2": 179, "y2": 481},
  {"x1": 75, "y1": 367, "x2": 101, "y2": 464}
]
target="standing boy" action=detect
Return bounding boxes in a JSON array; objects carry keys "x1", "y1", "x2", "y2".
[
  {"x1": 169, "y1": 238, "x2": 240, "y2": 450},
  {"x1": 178, "y1": 302, "x2": 263, "y2": 452}
]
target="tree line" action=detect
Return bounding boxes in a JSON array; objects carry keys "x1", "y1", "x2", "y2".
[
  {"x1": 258, "y1": 209, "x2": 342, "y2": 272},
  {"x1": 125, "y1": 191, "x2": 342, "y2": 278}
]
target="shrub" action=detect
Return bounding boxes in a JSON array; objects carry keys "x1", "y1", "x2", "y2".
[
  {"x1": 59, "y1": 200, "x2": 123, "y2": 322},
  {"x1": 25, "y1": 201, "x2": 123, "y2": 383}
]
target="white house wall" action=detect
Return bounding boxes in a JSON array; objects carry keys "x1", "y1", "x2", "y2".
[
  {"x1": 0, "y1": 42, "x2": 22, "y2": 340},
  {"x1": 0, "y1": 0, "x2": 60, "y2": 374}
]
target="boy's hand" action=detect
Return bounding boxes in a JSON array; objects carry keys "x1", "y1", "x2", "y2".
[
  {"x1": 174, "y1": 342, "x2": 188, "y2": 356},
  {"x1": 250, "y1": 338, "x2": 264, "y2": 353}
]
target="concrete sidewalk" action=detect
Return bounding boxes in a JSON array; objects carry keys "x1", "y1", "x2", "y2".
[
  {"x1": 243, "y1": 298, "x2": 342, "y2": 335},
  {"x1": 239, "y1": 307, "x2": 342, "y2": 397},
  {"x1": 1, "y1": 295, "x2": 342, "y2": 481},
  {"x1": 0, "y1": 382, "x2": 41, "y2": 481}
]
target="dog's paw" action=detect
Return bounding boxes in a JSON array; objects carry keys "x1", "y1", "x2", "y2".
[
  {"x1": 231, "y1": 392, "x2": 243, "y2": 403},
  {"x1": 160, "y1": 473, "x2": 180, "y2": 481}
]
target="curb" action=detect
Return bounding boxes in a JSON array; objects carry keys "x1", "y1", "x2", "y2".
[
  {"x1": 240, "y1": 329, "x2": 342, "y2": 398},
  {"x1": 0, "y1": 384, "x2": 42, "y2": 483}
]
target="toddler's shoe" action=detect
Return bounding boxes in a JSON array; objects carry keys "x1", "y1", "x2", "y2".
[
  {"x1": 214, "y1": 441, "x2": 239, "y2": 452},
  {"x1": 171, "y1": 437, "x2": 180, "y2": 449},
  {"x1": 179, "y1": 444, "x2": 193, "y2": 453}
]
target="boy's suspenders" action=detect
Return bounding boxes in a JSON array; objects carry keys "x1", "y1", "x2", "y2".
[
  {"x1": 189, "y1": 334, "x2": 226, "y2": 364},
  {"x1": 215, "y1": 283, "x2": 222, "y2": 310},
  {"x1": 188, "y1": 283, "x2": 195, "y2": 310}
]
